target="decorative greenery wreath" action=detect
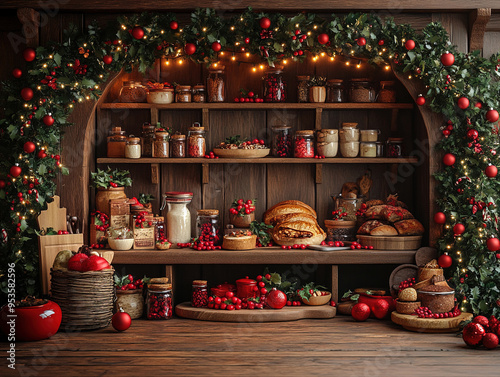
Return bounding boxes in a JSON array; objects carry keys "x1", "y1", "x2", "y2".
[{"x1": 1, "y1": 8, "x2": 500, "y2": 316}]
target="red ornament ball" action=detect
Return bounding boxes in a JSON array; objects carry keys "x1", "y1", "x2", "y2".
[
  {"x1": 169, "y1": 21, "x2": 178, "y2": 30},
  {"x1": 23, "y1": 141, "x2": 36, "y2": 154},
  {"x1": 43, "y1": 115, "x2": 54, "y2": 126},
  {"x1": 211, "y1": 41, "x2": 222, "y2": 52},
  {"x1": 111, "y1": 311, "x2": 131, "y2": 332},
  {"x1": 416, "y1": 95, "x2": 425, "y2": 106},
  {"x1": 487, "y1": 237, "x2": 500, "y2": 252},
  {"x1": 453, "y1": 223, "x2": 465, "y2": 235},
  {"x1": 434, "y1": 212, "x2": 446, "y2": 224},
  {"x1": 440, "y1": 52, "x2": 455, "y2": 66},
  {"x1": 0, "y1": 180, "x2": 5, "y2": 189},
  {"x1": 462, "y1": 322, "x2": 485, "y2": 346},
  {"x1": 485, "y1": 165, "x2": 498, "y2": 178},
  {"x1": 404, "y1": 39, "x2": 415, "y2": 50},
  {"x1": 483, "y1": 333, "x2": 499, "y2": 350},
  {"x1": 378, "y1": 40, "x2": 385, "y2": 45},
  {"x1": 457, "y1": 97, "x2": 469, "y2": 110},
  {"x1": 21, "y1": 88, "x2": 33, "y2": 101},
  {"x1": 184, "y1": 43, "x2": 196, "y2": 55},
  {"x1": 442, "y1": 153, "x2": 455, "y2": 166},
  {"x1": 244, "y1": 37, "x2": 250, "y2": 44},
  {"x1": 12, "y1": 68, "x2": 22, "y2": 78},
  {"x1": 475, "y1": 102, "x2": 482, "y2": 109},
  {"x1": 317, "y1": 33, "x2": 329, "y2": 45},
  {"x1": 357, "y1": 37, "x2": 367, "y2": 46},
  {"x1": 351, "y1": 303, "x2": 371, "y2": 322},
  {"x1": 486, "y1": 109, "x2": 499, "y2": 123},
  {"x1": 438, "y1": 254, "x2": 453, "y2": 268},
  {"x1": 260, "y1": 17, "x2": 271, "y2": 29},
  {"x1": 9, "y1": 165, "x2": 22, "y2": 178},
  {"x1": 37, "y1": 149, "x2": 47, "y2": 159},
  {"x1": 467, "y1": 129, "x2": 478, "y2": 140},
  {"x1": 103, "y1": 55, "x2": 113, "y2": 65},
  {"x1": 23, "y1": 48, "x2": 36, "y2": 62},
  {"x1": 472, "y1": 315, "x2": 490, "y2": 328},
  {"x1": 372, "y1": 299, "x2": 390, "y2": 319},
  {"x1": 131, "y1": 26, "x2": 144, "y2": 40}
]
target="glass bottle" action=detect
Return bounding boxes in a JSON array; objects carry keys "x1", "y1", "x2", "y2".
[
  {"x1": 192, "y1": 280, "x2": 208, "y2": 308},
  {"x1": 125, "y1": 136, "x2": 141, "y2": 159},
  {"x1": 170, "y1": 134, "x2": 186, "y2": 158},
  {"x1": 162, "y1": 191, "x2": 193, "y2": 244},
  {"x1": 326, "y1": 79, "x2": 346, "y2": 103},
  {"x1": 153, "y1": 216, "x2": 165, "y2": 241},
  {"x1": 146, "y1": 283, "x2": 173, "y2": 319},
  {"x1": 141, "y1": 122, "x2": 155, "y2": 157},
  {"x1": 107, "y1": 126, "x2": 127, "y2": 158},
  {"x1": 187, "y1": 125, "x2": 206, "y2": 158},
  {"x1": 294, "y1": 130, "x2": 315, "y2": 158},
  {"x1": 271, "y1": 126, "x2": 292, "y2": 157},
  {"x1": 207, "y1": 67, "x2": 225, "y2": 102},
  {"x1": 196, "y1": 209, "x2": 221, "y2": 245},
  {"x1": 153, "y1": 132, "x2": 169, "y2": 158},
  {"x1": 263, "y1": 68, "x2": 286, "y2": 102},
  {"x1": 297, "y1": 75, "x2": 310, "y2": 103}
]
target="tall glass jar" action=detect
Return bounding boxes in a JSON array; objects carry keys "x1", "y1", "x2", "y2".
[
  {"x1": 263, "y1": 68, "x2": 286, "y2": 102},
  {"x1": 125, "y1": 136, "x2": 141, "y2": 159},
  {"x1": 378, "y1": 80, "x2": 396, "y2": 103},
  {"x1": 119, "y1": 81, "x2": 147, "y2": 103},
  {"x1": 176, "y1": 85, "x2": 192, "y2": 103},
  {"x1": 153, "y1": 132, "x2": 169, "y2": 158},
  {"x1": 294, "y1": 130, "x2": 315, "y2": 158},
  {"x1": 146, "y1": 283, "x2": 173, "y2": 320},
  {"x1": 163, "y1": 191, "x2": 193, "y2": 245},
  {"x1": 192, "y1": 84, "x2": 206, "y2": 103},
  {"x1": 154, "y1": 216, "x2": 165, "y2": 241},
  {"x1": 192, "y1": 280, "x2": 208, "y2": 308},
  {"x1": 297, "y1": 75, "x2": 310, "y2": 103},
  {"x1": 349, "y1": 79, "x2": 376, "y2": 103},
  {"x1": 326, "y1": 79, "x2": 346, "y2": 103},
  {"x1": 141, "y1": 122, "x2": 155, "y2": 157},
  {"x1": 187, "y1": 125, "x2": 206, "y2": 158},
  {"x1": 271, "y1": 126, "x2": 293, "y2": 157},
  {"x1": 107, "y1": 127, "x2": 127, "y2": 158},
  {"x1": 207, "y1": 67, "x2": 225, "y2": 102},
  {"x1": 170, "y1": 134, "x2": 186, "y2": 158},
  {"x1": 196, "y1": 209, "x2": 221, "y2": 245}
]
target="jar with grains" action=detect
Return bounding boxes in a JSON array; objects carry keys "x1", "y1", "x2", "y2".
[
  {"x1": 162, "y1": 191, "x2": 193, "y2": 244},
  {"x1": 107, "y1": 127, "x2": 127, "y2": 158},
  {"x1": 326, "y1": 79, "x2": 346, "y2": 103},
  {"x1": 360, "y1": 142, "x2": 377, "y2": 157},
  {"x1": 187, "y1": 125, "x2": 206, "y2": 158},
  {"x1": 192, "y1": 280, "x2": 208, "y2": 308},
  {"x1": 207, "y1": 67, "x2": 225, "y2": 102},
  {"x1": 170, "y1": 134, "x2": 186, "y2": 158},
  {"x1": 263, "y1": 67, "x2": 286, "y2": 102},
  {"x1": 360, "y1": 129, "x2": 380, "y2": 142},
  {"x1": 116, "y1": 290, "x2": 144, "y2": 319},
  {"x1": 349, "y1": 79, "x2": 376, "y2": 103},
  {"x1": 340, "y1": 141, "x2": 360, "y2": 157},
  {"x1": 192, "y1": 84, "x2": 206, "y2": 103},
  {"x1": 386, "y1": 137, "x2": 404, "y2": 157},
  {"x1": 146, "y1": 88, "x2": 174, "y2": 104},
  {"x1": 339, "y1": 128, "x2": 360, "y2": 142},
  {"x1": 153, "y1": 132, "x2": 169, "y2": 158},
  {"x1": 196, "y1": 209, "x2": 221, "y2": 246},
  {"x1": 119, "y1": 81, "x2": 147, "y2": 103},
  {"x1": 125, "y1": 136, "x2": 141, "y2": 159},
  {"x1": 146, "y1": 283, "x2": 173, "y2": 320},
  {"x1": 176, "y1": 85, "x2": 192, "y2": 103},
  {"x1": 316, "y1": 141, "x2": 338, "y2": 157},
  {"x1": 297, "y1": 76, "x2": 310, "y2": 103},
  {"x1": 271, "y1": 126, "x2": 293, "y2": 157},
  {"x1": 294, "y1": 130, "x2": 315, "y2": 158},
  {"x1": 141, "y1": 122, "x2": 155, "y2": 157},
  {"x1": 377, "y1": 81, "x2": 396, "y2": 103},
  {"x1": 317, "y1": 129, "x2": 338, "y2": 143}
]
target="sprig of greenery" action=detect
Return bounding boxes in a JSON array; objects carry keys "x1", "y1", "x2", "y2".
[{"x1": 250, "y1": 221, "x2": 273, "y2": 246}]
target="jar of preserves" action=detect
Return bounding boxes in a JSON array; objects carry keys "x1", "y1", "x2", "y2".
[
  {"x1": 207, "y1": 67, "x2": 225, "y2": 102},
  {"x1": 153, "y1": 132, "x2": 169, "y2": 158},
  {"x1": 349, "y1": 79, "x2": 376, "y2": 103},
  {"x1": 316, "y1": 129, "x2": 338, "y2": 143},
  {"x1": 147, "y1": 88, "x2": 174, "y2": 104},
  {"x1": 192, "y1": 280, "x2": 208, "y2": 308},
  {"x1": 377, "y1": 80, "x2": 396, "y2": 103},
  {"x1": 297, "y1": 75, "x2": 310, "y2": 103},
  {"x1": 386, "y1": 137, "x2": 404, "y2": 157},
  {"x1": 107, "y1": 127, "x2": 127, "y2": 158},
  {"x1": 263, "y1": 68, "x2": 286, "y2": 102},
  {"x1": 294, "y1": 130, "x2": 315, "y2": 158},
  {"x1": 162, "y1": 191, "x2": 193, "y2": 244},
  {"x1": 196, "y1": 209, "x2": 221, "y2": 245},
  {"x1": 326, "y1": 79, "x2": 346, "y2": 103},
  {"x1": 236, "y1": 277, "x2": 258, "y2": 300},
  {"x1": 192, "y1": 84, "x2": 206, "y2": 103},
  {"x1": 187, "y1": 125, "x2": 206, "y2": 158},
  {"x1": 170, "y1": 134, "x2": 186, "y2": 158},
  {"x1": 360, "y1": 142, "x2": 377, "y2": 157},
  {"x1": 141, "y1": 122, "x2": 155, "y2": 157},
  {"x1": 176, "y1": 85, "x2": 192, "y2": 103},
  {"x1": 119, "y1": 81, "x2": 147, "y2": 103},
  {"x1": 125, "y1": 136, "x2": 141, "y2": 159},
  {"x1": 146, "y1": 283, "x2": 173, "y2": 319},
  {"x1": 271, "y1": 125, "x2": 293, "y2": 157}
]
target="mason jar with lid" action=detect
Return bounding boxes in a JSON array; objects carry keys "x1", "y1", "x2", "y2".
[
  {"x1": 176, "y1": 85, "x2": 192, "y2": 103},
  {"x1": 153, "y1": 132, "x2": 169, "y2": 158},
  {"x1": 161, "y1": 191, "x2": 193, "y2": 244},
  {"x1": 360, "y1": 129, "x2": 380, "y2": 142},
  {"x1": 271, "y1": 125, "x2": 293, "y2": 157},
  {"x1": 297, "y1": 75, "x2": 310, "y2": 103},
  {"x1": 170, "y1": 134, "x2": 186, "y2": 158},
  {"x1": 146, "y1": 283, "x2": 173, "y2": 319},
  {"x1": 207, "y1": 67, "x2": 225, "y2": 102},
  {"x1": 263, "y1": 67, "x2": 286, "y2": 102},
  {"x1": 360, "y1": 142, "x2": 377, "y2": 157},
  {"x1": 187, "y1": 125, "x2": 206, "y2": 158},
  {"x1": 294, "y1": 130, "x2": 315, "y2": 158},
  {"x1": 107, "y1": 126, "x2": 127, "y2": 158},
  {"x1": 192, "y1": 84, "x2": 206, "y2": 103},
  {"x1": 349, "y1": 79, "x2": 376, "y2": 103},
  {"x1": 141, "y1": 122, "x2": 155, "y2": 157},
  {"x1": 125, "y1": 136, "x2": 141, "y2": 159},
  {"x1": 192, "y1": 280, "x2": 208, "y2": 308},
  {"x1": 340, "y1": 141, "x2": 360, "y2": 157},
  {"x1": 386, "y1": 137, "x2": 404, "y2": 157},
  {"x1": 377, "y1": 80, "x2": 396, "y2": 103},
  {"x1": 119, "y1": 81, "x2": 147, "y2": 103},
  {"x1": 326, "y1": 79, "x2": 346, "y2": 103},
  {"x1": 196, "y1": 209, "x2": 221, "y2": 245},
  {"x1": 339, "y1": 127, "x2": 360, "y2": 143}
]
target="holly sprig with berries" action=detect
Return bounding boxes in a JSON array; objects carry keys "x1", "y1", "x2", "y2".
[
  {"x1": 230, "y1": 198, "x2": 256, "y2": 216},
  {"x1": 249, "y1": 221, "x2": 273, "y2": 247},
  {"x1": 114, "y1": 273, "x2": 150, "y2": 290},
  {"x1": 90, "y1": 167, "x2": 132, "y2": 189},
  {"x1": 332, "y1": 207, "x2": 348, "y2": 220},
  {"x1": 297, "y1": 282, "x2": 329, "y2": 301}
]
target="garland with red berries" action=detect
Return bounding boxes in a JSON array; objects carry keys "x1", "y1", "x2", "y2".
[{"x1": 1, "y1": 9, "x2": 500, "y2": 316}]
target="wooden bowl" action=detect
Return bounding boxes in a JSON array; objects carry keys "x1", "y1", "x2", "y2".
[
  {"x1": 357, "y1": 234, "x2": 422, "y2": 250},
  {"x1": 213, "y1": 148, "x2": 270, "y2": 159},
  {"x1": 302, "y1": 292, "x2": 331, "y2": 306}
]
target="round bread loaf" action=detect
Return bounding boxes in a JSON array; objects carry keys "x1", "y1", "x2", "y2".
[{"x1": 398, "y1": 287, "x2": 417, "y2": 302}]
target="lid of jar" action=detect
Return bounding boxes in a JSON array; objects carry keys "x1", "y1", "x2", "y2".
[
  {"x1": 148, "y1": 283, "x2": 172, "y2": 291},
  {"x1": 197, "y1": 209, "x2": 219, "y2": 216},
  {"x1": 297, "y1": 75, "x2": 311, "y2": 80},
  {"x1": 341, "y1": 122, "x2": 358, "y2": 128},
  {"x1": 150, "y1": 277, "x2": 169, "y2": 284},
  {"x1": 295, "y1": 130, "x2": 314, "y2": 136},
  {"x1": 142, "y1": 122, "x2": 154, "y2": 129},
  {"x1": 188, "y1": 126, "x2": 205, "y2": 132},
  {"x1": 320, "y1": 129, "x2": 338, "y2": 134},
  {"x1": 155, "y1": 131, "x2": 170, "y2": 138},
  {"x1": 111, "y1": 126, "x2": 123, "y2": 132},
  {"x1": 236, "y1": 278, "x2": 257, "y2": 285},
  {"x1": 176, "y1": 85, "x2": 191, "y2": 90},
  {"x1": 171, "y1": 133, "x2": 186, "y2": 140},
  {"x1": 387, "y1": 137, "x2": 404, "y2": 142},
  {"x1": 193, "y1": 84, "x2": 205, "y2": 90},
  {"x1": 360, "y1": 129, "x2": 380, "y2": 133},
  {"x1": 379, "y1": 80, "x2": 395, "y2": 86},
  {"x1": 127, "y1": 137, "x2": 141, "y2": 143},
  {"x1": 165, "y1": 192, "x2": 194, "y2": 203},
  {"x1": 192, "y1": 280, "x2": 208, "y2": 286},
  {"x1": 272, "y1": 125, "x2": 291, "y2": 130},
  {"x1": 327, "y1": 79, "x2": 344, "y2": 83}
]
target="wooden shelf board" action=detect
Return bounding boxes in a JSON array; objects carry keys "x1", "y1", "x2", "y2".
[
  {"x1": 111, "y1": 247, "x2": 416, "y2": 265},
  {"x1": 97, "y1": 157, "x2": 419, "y2": 164}
]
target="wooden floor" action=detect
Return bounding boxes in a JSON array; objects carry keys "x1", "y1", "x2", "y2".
[{"x1": 1, "y1": 315, "x2": 498, "y2": 376}]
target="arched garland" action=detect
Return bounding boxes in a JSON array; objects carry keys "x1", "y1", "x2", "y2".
[{"x1": 1, "y1": 8, "x2": 500, "y2": 315}]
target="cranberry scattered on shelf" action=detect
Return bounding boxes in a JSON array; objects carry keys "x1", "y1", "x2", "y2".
[{"x1": 415, "y1": 305, "x2": 461, "y2": 319}]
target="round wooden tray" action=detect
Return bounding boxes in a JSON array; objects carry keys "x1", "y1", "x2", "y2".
[
  {"x1": 175, "y1": 302, "x2": 336, "y2": 322},
  {"x1": 391, "y1": 311, "x2": 472, "y2": 333},
  {"x1": 357, "y1": 234, "x2": 422, "y2": 250},
  {"x1": 213, "y1": 148, "x2": 270, "y2": 159}
]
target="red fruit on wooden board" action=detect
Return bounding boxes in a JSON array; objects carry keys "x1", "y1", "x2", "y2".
[
  {"x1": 12, "y1": 68, "x2": 22, "y2": 78},
  {"x1": 486, "y1": 237, "x2": 500, "y2": 252},
  {"x1": 184, "y1": 43, "x2": 196, "y2": 55},
  {"x1": 486, "y1": 109, "x2": 499, "y2": 123},
  {"x1": 131, "y1": 26, "x2": 144, "y2": 40},
  {"x1": 103, "y1": 55, "x2": 113, "y2": 65},
  {"x1": 462, "y1": 322, "x2": 485, "y2": 346},
  {"x1": 317, "y1": 33, "x2": 329, "y2": 45},
  {"x1": 457, "y1": 97, "x2": 469, "y2": 110},
  {"x1": 372, "y1": 299, "x2": 390, "y2": 319},
  {"x1": 453, "y1": 223, "x2": 465, "y2": 235},
  {"x1": 67, "y1": 253, "x2": 89, "y2": 272},
  {"x1": 473, "y1": 315, "x2": 490, "y2": 329},
  {"x1": 23, "y1": 48, "x2": 36, "y2": 62},
  {"x1": 211, "y1": 41, "x2": 222, "y2": 52},
  {"x1": 259, "y1": 17, "x2": 271, "y2": 29},
  {"x1": 82, "y1": 255, "x2": 110, "y2": 272},
  {"x1": 434, "y1": 212, "x2": 446, "y2": 224},
  {"x1": 440, "y1": 52, "x2": 455, "y2": 66},
  {"x1": 416, "y1": 95, "x2": 425, "y2": 106},
  {"x1": 357, "y1": 37, "x2": 367, "y2": 46},
  {"x1": 266, "y1": 288, "x2": 287, "y2": 309},
  {"x1": 112, "y1": 311, "x2": 131, "y2": 331},
  {"x1": 404, "y1": 39, "x2": 415, "y2": 50},
  {"x1": 170, "y1": 21, "x2": 178, "y2": 30},
  {"x1": 21, "y1": 87, "x2": 34, "y2": 101},
  {"x1": 43, "y1": 115, "x2": 54, "y2": 126},
  {"x1": 485, "y1": 165, "x2": 498, "y2": 178},
  {"x1": 482, "y1": 333, "x2": 499, "y2": 349},
  {"x1": 442, "y1": 153, "x2": 455, "y2": 166},
  {"x1": 438, "y1": 254, "x2": 452, "y2": 268},
  {"x1": 351, "y1": 303, "x2": 371, "y2": 321},
  {"x1": 10, "y1": 165, "x2": 22, "y2": 178},
  {"x1": 23, "y1": 141, "x2": 36, "y2": 153}
]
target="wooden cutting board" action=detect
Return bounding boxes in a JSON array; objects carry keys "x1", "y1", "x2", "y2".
[
  {"x1": 391, "y1": 311, "x2": 472, "y2": 333},
  {"x1": 37, "y1": 195, "x2": 66, "y2": 231}
]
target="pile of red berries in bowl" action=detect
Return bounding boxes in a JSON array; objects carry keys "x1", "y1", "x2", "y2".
[{"x1": 233, "y1": 89, "x2": 264, "y2": 103}]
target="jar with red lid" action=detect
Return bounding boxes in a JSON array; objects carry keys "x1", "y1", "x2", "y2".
[
  {"x1": 192, "y1": 280, "x2": 208, "y2": 308},
  {"x1": 294, "y1": 130, "x2": 315, "y2": 158},
  {"x1": 236, "y1": 277, "x2": 258, "y2": 299}
]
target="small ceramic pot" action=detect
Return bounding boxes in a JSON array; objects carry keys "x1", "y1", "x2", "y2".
[
  {"x1": 236, "y1": 278, "x2": 258, "y2": 299},
  {"x1": 229, "y1": 212, "x2": 255, "y2": 228},
  {"x1": 211, "y1": 283, "x2": 236, "y2": 298}
]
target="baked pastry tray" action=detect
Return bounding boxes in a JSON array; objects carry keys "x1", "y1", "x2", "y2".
[{"x1": 307, "y1": 245, "x2": 351, "y2": 251}]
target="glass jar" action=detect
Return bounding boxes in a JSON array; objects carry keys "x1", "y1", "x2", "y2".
[
  {"x1": 236, "y1": 277, "x2": 258, "y2": 300},
  {"x1": 192, "y1": 84, "x2": 206, "y2": 103},
  {"x1": 340, "y1": 141, "x2": 359, "y2": 157},
  {"x1": 153, "y1": 132, "x2": 169, "y2": 158},
  {"x1": 116, "y1": 290, "x2": 144, "y2": 319},
  {"x1": 360, "y1": 129, "x2": 380, "y2": 142},
  {"x1": 176, "y1": 85, "x2": 192, "y2": 103},
  {"x1": 163, "y1": 191, "x2": 193, "y2": 244},
  {"x1": 263, "y1": 68, "x2": 286, "y2": 102},
  {"x1": 294, "y1": 130, "x2": 315, "y2": 158},
  {"x1": 207, "y1": 68, "x2": 225, "y2": 102},
  {"x1": 154, "y1": 216, "x2": 165, "y2": 241},
  {"x1": 360, "y1": 142, "x2": 377, "y2": 157},
  {"x1": 326, "y1": 79, "x2": 346, "y2": 103},
  {"x1": 141, "y1": 122, "x2": 155, "y2": 157},
  {"x1": 271, "y1": 126, "x2": 293, "y2": 157},
  {"x1": 317, "y1": 129, "x2": 338, "y2": 143},
  {"x1": 349, "y1": 79, "x2": 376, "y2": 103},
  {"x1": 107, "y1": 127, "x2": 127, "y2": 158},
  {"x1": 339, "y1": 127, "x2": 360, "y2": 142},
  {"x1": 332, "y1": 195, "x2": 365, "y2": 221},
  {"x1": 375, "y1": 142, "x2": 384, "y2": 157},
  {"x1": 386, "y1": 137, "x2": 404, "y2": 157},
  {"x1": 324, "y1": 220, "x2": 357, "y2": 242},
  {"x1": 147, "y1": 88, "x2": 174, "y2": 104},
  {"x1": 377, "y1": 80, "x2": 396, "y2": 103},
  {"x1": 192, "y1": 280, "x2": 208, "y2": 308},
  {"x1": 297, "y1": 75, "x2": 310, "y2": 103},
  {"x1": 316, "y1": 142, "x2": 338, "y2": 158},
  {"x1": 146, "y1": 283, "x2": 173, "y2": 319},
  {"x1": 119, "y1": 81, "x2": 147, "y2": 103},
  {"x1": 196, "y1": 209, "x2": 221, "y2": 245},
  {"x1": 187, "y1": 125, "x2": 206, "y2": 158},
  {"x1": 125, "y1": 136, "x2": 141, "y2": 159},
  {"x1": 170, "y1": 134, "x2": 186, "y2": 158}
]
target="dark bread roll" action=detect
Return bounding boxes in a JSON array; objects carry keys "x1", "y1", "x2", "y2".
[
  {"x1": 357, "y1": 220, "x2": 387, "y2": 235},
  {"x1": 393, "y1": 219, "x2": 424, "y2": 236}
]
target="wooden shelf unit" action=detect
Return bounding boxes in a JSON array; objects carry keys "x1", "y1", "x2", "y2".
[{"x1": 97, "y1": 157, "x2": 419, "y2": 164}]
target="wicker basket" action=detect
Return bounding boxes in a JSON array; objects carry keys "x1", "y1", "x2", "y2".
[{"x1": 50, "y1": 268, "x2": 114, "y2": 330}]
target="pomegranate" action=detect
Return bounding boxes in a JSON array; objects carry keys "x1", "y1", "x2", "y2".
[{"x1": 266, "y1": 288, "x2": 287, "y2": 309}]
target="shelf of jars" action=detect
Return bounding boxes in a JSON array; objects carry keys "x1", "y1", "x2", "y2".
[{"x1": 97, "y1": 157, "x2": 419, "y2": 164}]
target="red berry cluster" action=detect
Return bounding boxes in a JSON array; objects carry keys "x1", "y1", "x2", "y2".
[
  {"x1": 109, "y1": 182, "x2": 119, "y2": 188},
  {"x1": 40, "y1": 75, "x2": 57, "y2": 90},
  {"x1": 281, "y1": 244, "x2": 309, "y2": 250},
  {"x1": 355, "y1": 203, "x2": 368, "y2": 217},
  {"x1": 117, "y1": 274, "x2": 145, "y2": 290},
  {"x1": 92, "y1": 211, "x2": 110, "y2": 232},
  {"x1": 286, "y1": 300, "x2": 303, "y2": 306},
  {"x1": 468, "y1": 196, "x2": 493, "y2": 215},
  {"x1": 320, "y1": 241, "x2": 346, "y2": 247},
  {"x1": 442, "y1": 120, "x2": 453, "y2": 137},
  {"x1": 415, "y1": 305, "x2": 461, "y2": 318},
  {"x1": 350, "y1": 241, "x2": 374, "y2": 250},
  {"x1": 57, "y1": 229, "x2": 70, "y2": 235},
  {"x1": 331, "y1": 209, "x2": 348, "y2": 220},
  {"x1": 90, "y1": 243, "x2": 106, "y2": 249},
  {"x1": 135, "y1": 212, "x2": 152, "y2": 228},
  {"x1": 72, "y1": 59, "x2": 88, "y2": 75},
  {"x1": 256, "y1": 239, "x2": 273, "y2": 247},
  {"x1": 273, "y1": 132, "x2": 292, "y2": 157},
  {"x1": 204, "y1": 151, "x2": 219, "y2": 159},
  {"x1": 294, "y1": 137, "x2": 314, "y2": 158},
  {"x1": 182, "y1": 240, "x2": 222, "y2": 251},
  {"x1": 291, "y1": 29, "x2": 306, "y2": 56},
  {"x1": 398, "y1": 277, "x2": 416, "y2": 291},
  {"x1": 198, "y1": 222, "x2": 221, "y2": 245},
  {"x1": 230, "y1": 198, "x2": 256, "y2": 216},
  {"x1": 207, "y1": 291, "x2": 264, "y2": 310},
  {"x1": 314, "y1": 155, "x2": 326, "y2": 159},
  {"x1": 234, "y1": 91, "x2": 264, "y2": 103}
]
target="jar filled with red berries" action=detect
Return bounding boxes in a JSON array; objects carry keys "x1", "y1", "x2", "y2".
[
  {"x1": 192, "y1": 280, "x2": 208, "y2": 308},
  {"x1": 196, "y1": 209, "x2": 221, "y2": 246},
  {"x1": 146, "y1": 283, "x2": 173, "y2": 320},
  {"x1": 187, "y1": 125, "x2": 206, "y2": 158},
  {"x1": 271, "y1": 125, "x2": 292, "y2": 157},
  {"x1": 262, "y1": 67, "x2": 286, "y2": 102},
  {"x1": 294, "y1": 130, "x2": 315, "y2": 158}
]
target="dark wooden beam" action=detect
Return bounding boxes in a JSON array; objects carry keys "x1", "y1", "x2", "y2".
[
  {"x1": 16, "y1": 7, "x2": 39, "y2": 48},
  {"x1": 469, "y1": 8, "x2": 491, "y2": 52}
]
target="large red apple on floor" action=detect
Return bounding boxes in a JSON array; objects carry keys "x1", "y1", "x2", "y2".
[{"x1": 351, "y1": 303, "x2": 371, "y2": 321}]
